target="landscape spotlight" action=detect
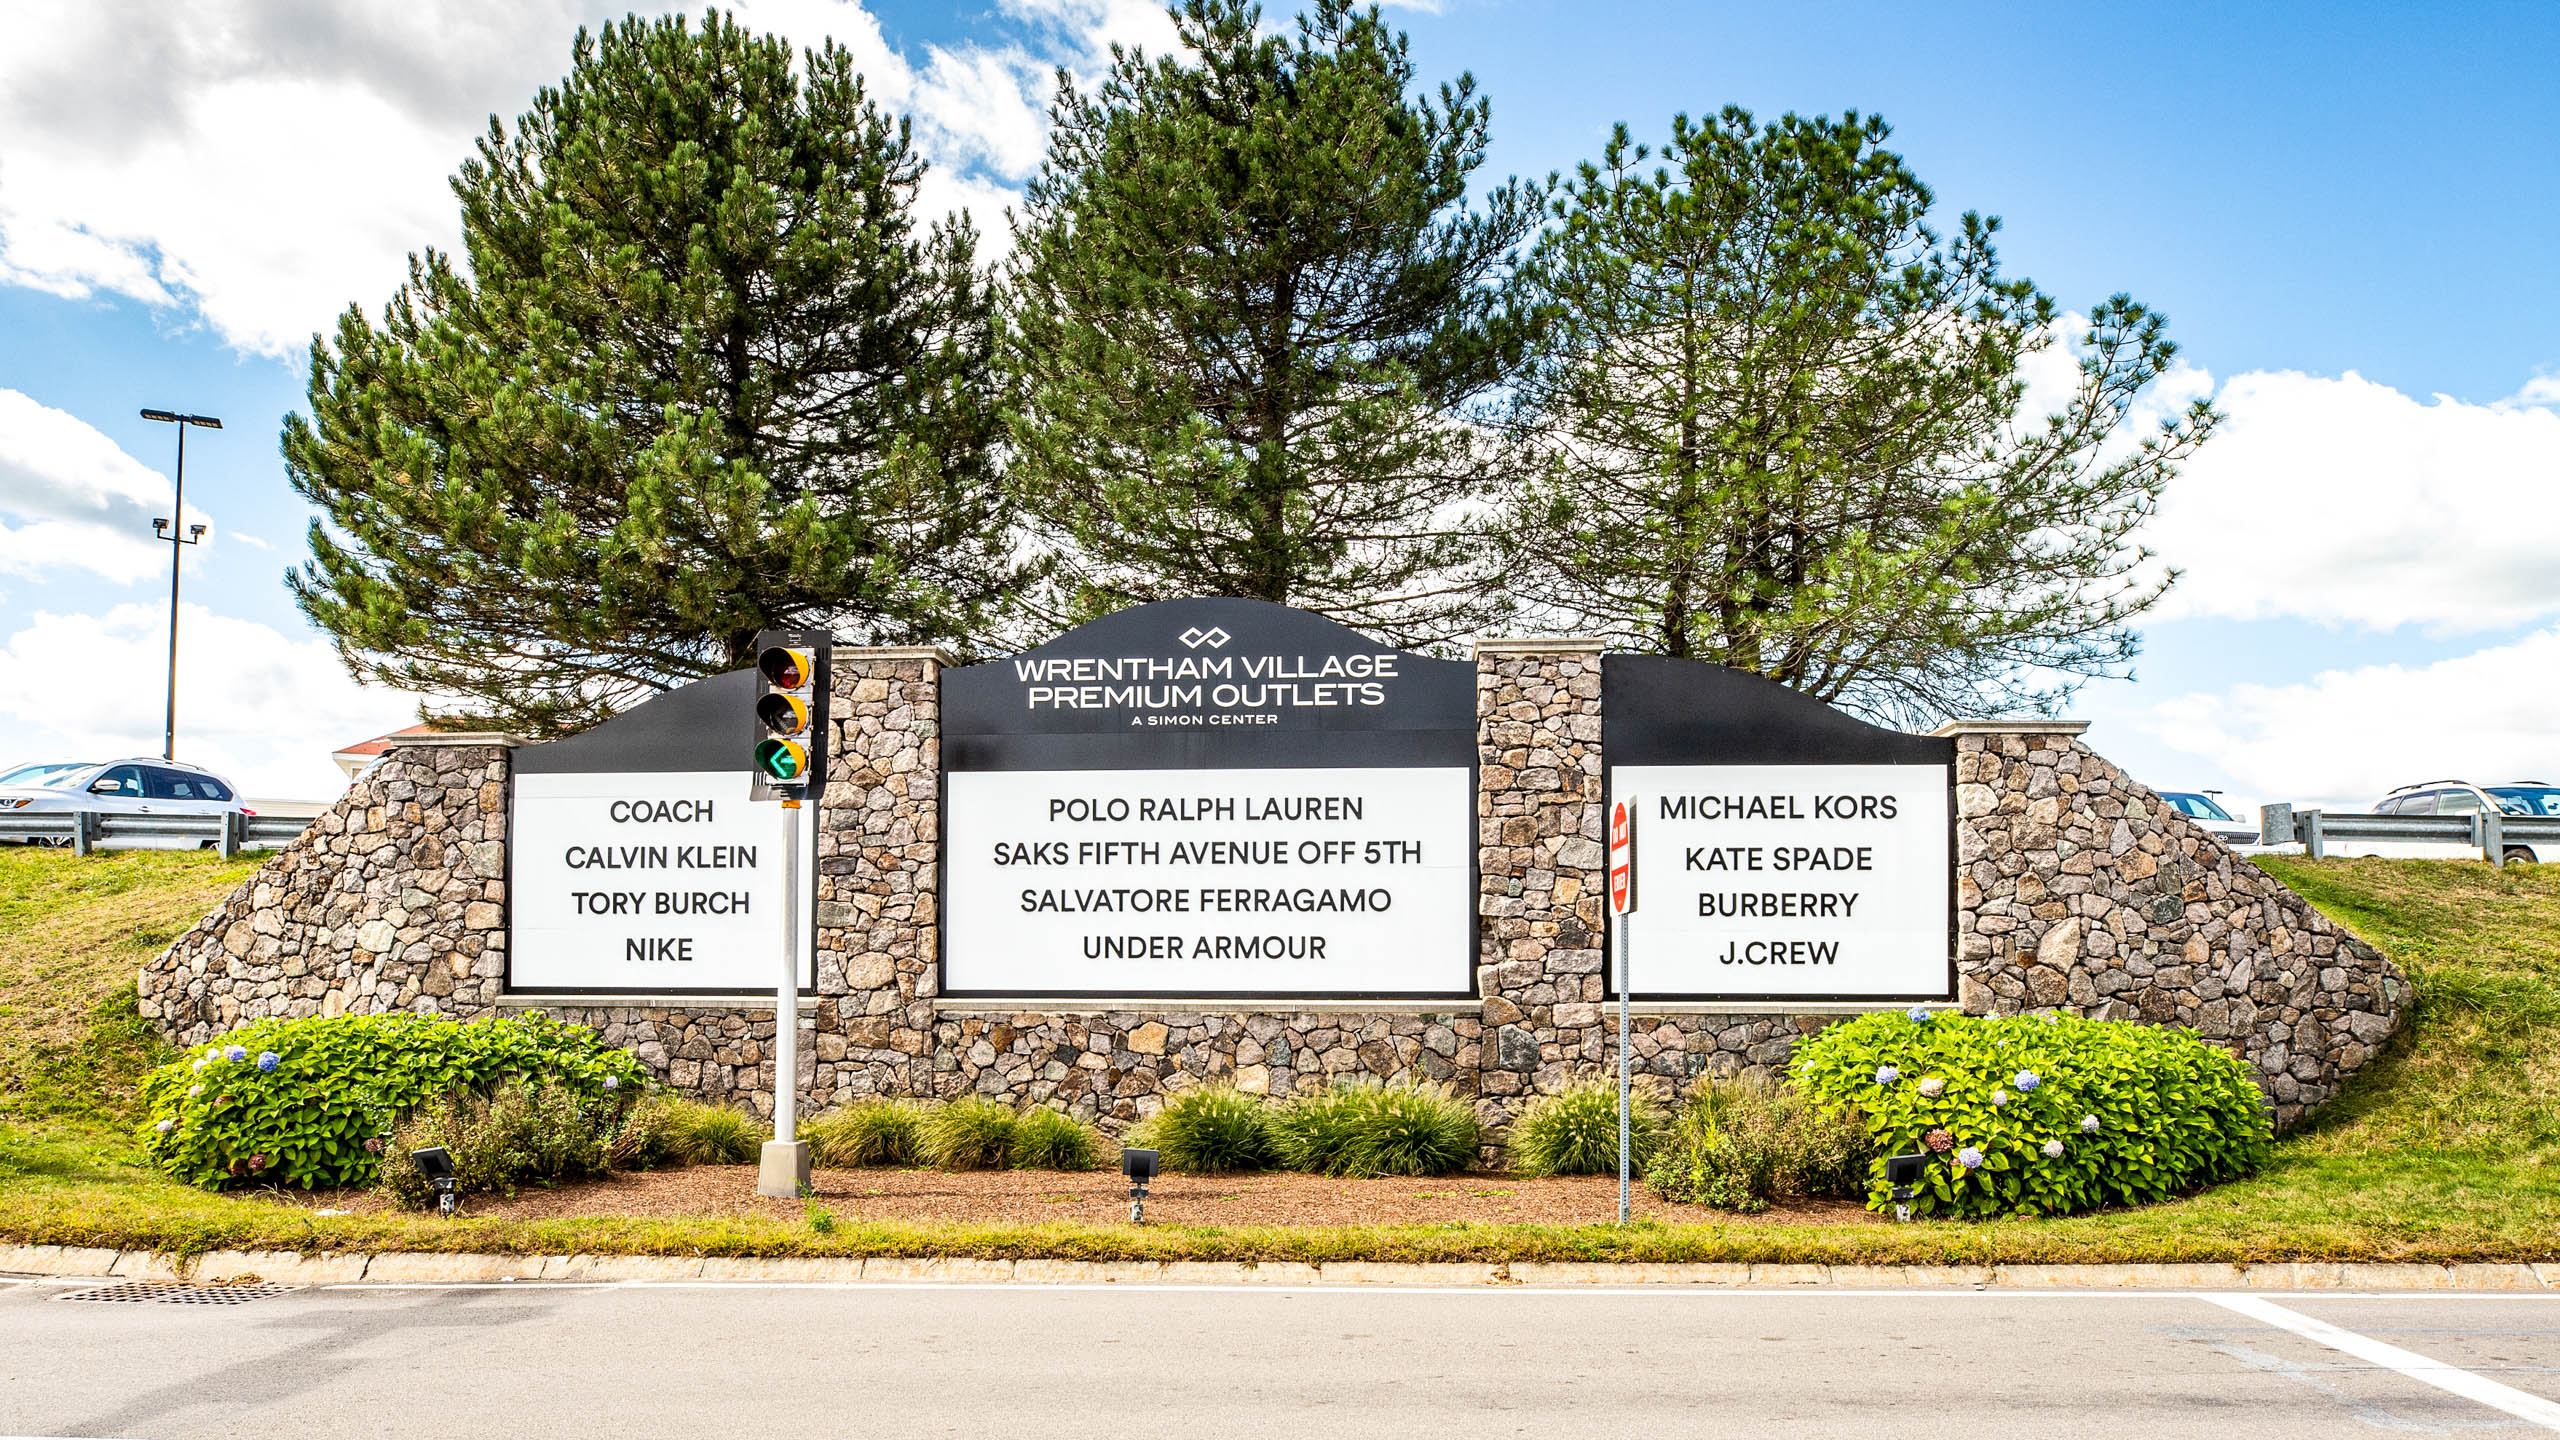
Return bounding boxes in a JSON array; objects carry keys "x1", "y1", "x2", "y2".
[
  {"x1": 412, "y1": 1145, "x2": 459, "y2": 1216},
  {"x1": 1121, "y1": 1147, "x2": 1159, "y2": 1224},
  {"x1": 1885, "y1": 1152, "x2": 1927, "y2": 1223}
]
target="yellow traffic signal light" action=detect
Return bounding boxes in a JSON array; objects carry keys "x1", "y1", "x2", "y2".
[
  {"x1": 758, "y1": 646, "x2": 812, "y2": 690},
  {"x1": 754, "y1": 736, "x2": 809, "y2": 780},
  {"x1": 750, "y1": 634, "x2": 828, "y2": 797}
]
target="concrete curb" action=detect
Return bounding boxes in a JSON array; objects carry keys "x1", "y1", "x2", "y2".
[{"x1": 4, "y1": 1246, "x2": 2555, "y2": 1291}]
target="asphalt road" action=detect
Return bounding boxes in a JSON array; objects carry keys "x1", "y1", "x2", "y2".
[{"x1": 4, "y1": 1278, "x2": 2557, "y2": 1438}]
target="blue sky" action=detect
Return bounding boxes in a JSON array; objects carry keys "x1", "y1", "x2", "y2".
[{"x1": 2, "y1": 0, "x2": 2555, "y2": 802}]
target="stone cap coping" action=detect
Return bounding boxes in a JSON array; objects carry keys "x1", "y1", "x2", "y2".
[
  {"x1": 1472, "y1": 636, "x2": 1608, "y2": 657},
  {"x1": 1929, "y1": 719, "x2": 2090, "y2": 738},
  {"x1": 831, "y1": 643, "x2": 958, "y2": 664},
  {"x1": 386, "y1": 730, "x2": 531, "y2": 750},
  {"x1": 499, "y1": 993, "x2": 823, "y2": 1012}
]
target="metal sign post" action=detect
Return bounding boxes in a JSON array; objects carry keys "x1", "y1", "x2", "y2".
[{"x1": 1609, "y1": 796, "x2": 1637, "y2": 1224}]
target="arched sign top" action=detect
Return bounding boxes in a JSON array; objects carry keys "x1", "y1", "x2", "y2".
[
  {"x1": 944, "y1": 597, "x2": 1474, "y2": 772},
  {"x1": 516, "y1": 668, "x2": 758, "y2": 775},
  {"x1": 1601, "y1": 654, "x2": 1953, "y2": 768}
]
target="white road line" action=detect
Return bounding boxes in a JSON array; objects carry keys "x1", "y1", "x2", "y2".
[{"x1": 2206, "y1": 1292, "x2": 2560, "y2": 1431}]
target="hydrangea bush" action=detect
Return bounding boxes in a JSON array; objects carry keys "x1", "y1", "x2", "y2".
[
  {"x1": 1791, "y1": 1010, "x2": 2271, "y2": 1219},
  {"x1": 137, "y1": 1011, "x2": 649, "y2": 1190}
]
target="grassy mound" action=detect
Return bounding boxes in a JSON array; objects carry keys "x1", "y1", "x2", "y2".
[{"x1": 0, "y1": 845, "x2": 256, "y2": 1128}]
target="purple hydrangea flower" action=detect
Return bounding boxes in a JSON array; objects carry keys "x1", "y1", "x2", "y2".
[
  {"x1": 225, "y1": 1045, "x2": 247, "y2": 1063},
  {"x1": 2042, "y1": 1139, "x2": 2065, "y2": 1158},
  {"x1": 2013, "y1": 1070, "x2": 2041, "y2": 1092},
  {"x1": 603, "y1": 1075, "x2": 619, "y2": 1091},
  {"x1": 1874, "y1": 1066, "x2": 1900, "y2": 1086},
  {"x1": 154, "y1": 1118, "x2": 174, "y2": 1133},
  {"x1": 256, "y1": 1052, "x2": 280, "y2": 1073},
  {"x1": 1956, "y1": 1147, "x2": 1984, "y2": 1170},
  {"x1": 2081, "y1": 1114, "x2": 2100, "y2": 1133},
  {"x1": 1906, "y1": 1006, "x2": 1933, "y2": 1023}
]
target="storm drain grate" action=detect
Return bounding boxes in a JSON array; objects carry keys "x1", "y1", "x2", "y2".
[{"x1": 56, "y1": 1282, "x2": 293, "y2": 1306}]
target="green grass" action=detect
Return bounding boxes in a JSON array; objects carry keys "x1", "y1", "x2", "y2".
[
  {"x1": 0, "y1": 848, "x2": 2553, "y2": 1264},
  {"x1": 0, "y1": 845, "x2": 256, "y2": 1127}
]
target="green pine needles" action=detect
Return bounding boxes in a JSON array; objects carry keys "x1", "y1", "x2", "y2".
[
  {"x1": 1004, "y1": 0, "x2": 1535, "y2": 645},
  {"x1": 285, "y1": 11, "x2": 1023, "y2": 736}
]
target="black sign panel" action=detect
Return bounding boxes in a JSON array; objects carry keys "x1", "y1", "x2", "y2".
[
  {"x1": 942, "y1": 598, "x2": 1477, "y2": 1000},
  {"x1": 944, "y1": 597, "x2": 1475, "y2": 772},
  {"x1": 1601, "y1": 656, "x2": 1956, "y2": 1004}
]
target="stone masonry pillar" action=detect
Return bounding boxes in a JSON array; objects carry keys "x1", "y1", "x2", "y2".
[
  {"x1": 810, "y1": 646, "x2": 952, "y2": 1105},
  {"x1": 1472, "y1": 638, "x2": 1608, "y2": 1128}
]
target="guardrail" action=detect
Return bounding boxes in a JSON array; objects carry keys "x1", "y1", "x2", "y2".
[
  {"x1": 2259, "y1": 803, "x2": 2560, "y2": 862},
  {"x1": 0, "y1": 810, "x2": 312, "y2": 858}
]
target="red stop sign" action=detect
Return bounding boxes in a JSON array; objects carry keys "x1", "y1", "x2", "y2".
[{"x1": 1609, "y1": 797, "x2": 1636, "y2": 915}]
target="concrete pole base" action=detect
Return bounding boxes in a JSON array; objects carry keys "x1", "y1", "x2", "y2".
[{"x1": 756, "y1": 1140, "x2": 811, "y2": 1199}]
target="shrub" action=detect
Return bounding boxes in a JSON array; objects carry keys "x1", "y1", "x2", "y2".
[
  {"x1": 919, "y1": 1095, "x2": 1017, "y2": 1170},
  {"x1": 1509, "y1": 1081, "x2": 1665, "y2": 1177},
  {"x1": 376, "y1": 1079, "x2": 635, "y2": 1209},
  {"x1": 1270, "y1": 1080, "x2": 1479, "y2": 1178},
  {"x1": 136, "y1": 1011, "x2": 648, "y2": 1190},
  {"x1": 1643, "y1": 1076, "x2": 1870, "y2": 1212},
  {"x1": 805, "y1": 1098, "x2": 924, "y2": 1168},
  {"x1": 1129, "y1": 1085, "x2": 1275, "y2": 1173},
  {"x1": 1267, "y1": 1083, "x2": 1373, "y2": 1176},
  {"x1": 659, "y1": 1100, "x2": 762, "y2": 1165},
  {"x1": 1011, "y1": 1106, "x2": 1102, "y2": 1171},
  {"x1": 1791, "y1": 1009, "x2": 2273, "y2": 1219}
]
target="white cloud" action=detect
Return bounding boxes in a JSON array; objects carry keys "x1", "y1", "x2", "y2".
[
  {"x1": 2138, "y1": 626, "x2": 2560, "y2": 811},
  {"x1": 0, "y1": 0, "x2": 1105, "y2": 356},
  {"x1": 2147, "y1": 369, "x2": 2560, "y2": 634},
  {"x1": 0, "y1": 388, "x2": 195, "y2": 584},
  {"x1": 0, "y1": 603, "x2": 423, "y2": 799}
]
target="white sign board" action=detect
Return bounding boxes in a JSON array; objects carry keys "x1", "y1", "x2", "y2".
[
  {"x1": 1609, "y1": 764, "x2": 1950, "y2": 999},
  {"x1": 511, "y1": 769, "x2": 815, "y2": 991},
  {"x1": 943, "y1": 766, "x2": 1472, "y2": 996}
]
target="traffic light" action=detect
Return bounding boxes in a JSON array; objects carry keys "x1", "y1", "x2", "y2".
[{"x1": 750, "y1": 630, "x2": 829, "y2": 798}]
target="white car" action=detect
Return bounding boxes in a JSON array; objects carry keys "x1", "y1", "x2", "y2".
[
  {"x1": 2156, "y1": 791, "x2": 2260, "y2": 848},
  {"x1": 2337, "y1": 779, "x2": 2557, "y2": 865},
  {"x1": 0, "y1": 757, "x2": 250, "y2": 847}
]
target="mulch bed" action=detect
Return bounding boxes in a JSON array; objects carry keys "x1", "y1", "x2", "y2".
[{"x1": 260, "y1": 1166, "x2": 1878, "y2": 1228}]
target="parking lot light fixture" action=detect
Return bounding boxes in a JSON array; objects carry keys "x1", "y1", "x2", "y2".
[{"x1": 139, "y1": 408, "x2": 222, "y2": 761}]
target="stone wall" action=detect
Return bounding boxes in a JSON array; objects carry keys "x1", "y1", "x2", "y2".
[
  {"x1": 1949, "y1": 727, "x2": 2400, "y2": 1126},
  {"x1": 140, "y1": 741, "x2": 511, "y2": 1046},
  {"x1": 143, "y1": 652, "x2": 2403, "y2": 1140}
]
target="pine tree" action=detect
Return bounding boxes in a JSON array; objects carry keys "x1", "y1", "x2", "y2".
[
  {"x1": 1506, "y1": 110, "x2": 2215, "y2": 723},
  {"x1": 1003, "y1": 0, "x2": 1535, "y2": 645},
  {"x1": 284, "y1": 12, "x2": 1020, "y2": 736}
]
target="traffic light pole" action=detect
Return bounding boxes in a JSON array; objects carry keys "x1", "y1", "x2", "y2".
[{"x1": 757, "y1": 791, "x2": 811, "y2": 1199}]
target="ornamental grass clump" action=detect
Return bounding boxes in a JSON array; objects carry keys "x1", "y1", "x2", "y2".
[
  {"x1": 919, "y1": 1095, "x2": 1018, "y2": 1170},
  {"x1": 1009, "y1": 1106, "x2": 1102, "y2": 1171},
  {"x1": 1509, "y1": 1081, "x2": 1665, "y2": 1176},
  {"x1": 136, "y1": 1011, "x2": 649, "y2": 1190},
  {"x1": 1642, "y1": 1076, "x2": 1869, "y2": 1212},
  {"x1": 660, "y1": 1100, "x2": 761, "y2": 1166},
  {"x1": 1270, "y1": 1080, "x2": 1478, "y2": 1178},
  {"x1": 1128, "y1": 1085, "x2": 1275, "y2": 1173},
  {"x1": 1791, "y1": 1009, "x2": 2273, "y2": 1219},
  {"x1": 804, "y1": 1098, "x2": 925, "y2": 1168}
]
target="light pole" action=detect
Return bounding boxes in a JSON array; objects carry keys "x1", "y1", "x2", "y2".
[{"x1": 139, "y1": 409, "x2": 222, "y2": 761}]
